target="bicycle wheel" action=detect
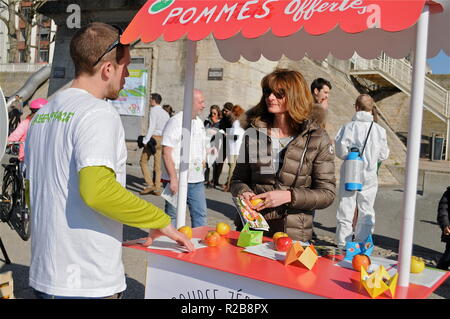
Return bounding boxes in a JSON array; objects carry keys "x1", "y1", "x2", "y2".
[
  {"x1": 10, "y1": 175, "x2": 31, "y2": 241},
  {"x1": 0, "y1": 172, "x2": 14, "y2": 222},
  {"x1": 11, "y1": 205, "x2": 31, "y2": 241}
]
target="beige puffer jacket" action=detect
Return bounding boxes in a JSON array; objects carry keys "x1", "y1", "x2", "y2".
[{"x1": 230, "y1": 113, "x2": 336, "y2": 242}]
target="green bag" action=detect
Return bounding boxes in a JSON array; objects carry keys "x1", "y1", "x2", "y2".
[{"x1": 237, "y1": 223, "x2": 263, "y2": 247}]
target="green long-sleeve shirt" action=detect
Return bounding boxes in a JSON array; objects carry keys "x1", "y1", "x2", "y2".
[{"x1": 79, "y1": 166, "x2": 170, "y2": 229}]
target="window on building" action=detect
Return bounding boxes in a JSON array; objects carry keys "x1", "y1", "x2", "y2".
[
  {"x1": 41, "y1": 15, "x2": 51, "y2": 23},
  {"x1": 39, "y1": 49, "x2": 49, "y2": 63},
  {"x1": 18, "y1": 50, "x2": 26, "y2": 63},
  {"x1": 39, "y1": 28, "x2": 50, "y2": 42},
  {"x1": 21, "y1": 7, "x2": 31, "y2": 22},
  {"x1": 19, "y1": 28, "x2": 26, "y2": 42}
]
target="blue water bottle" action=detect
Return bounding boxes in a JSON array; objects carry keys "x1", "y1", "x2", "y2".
[{"x1": 344, "y1": 147, "x2": 363, "y2": 191}]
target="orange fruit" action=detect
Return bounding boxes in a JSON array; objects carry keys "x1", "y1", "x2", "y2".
[
  {"x1": 352, "y1": 254, "x2": 371, "y2": 272},
  {"x1": 177, "y1": 226, "x2": 192, "y2": 239},
  {"x1": 216, "y1": 222, "x2": 231, "y2": 236}
]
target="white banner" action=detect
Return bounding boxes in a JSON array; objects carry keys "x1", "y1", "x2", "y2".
[
  {"x1": 145, "y1": 254, "x2": 322, "y2": 299},
  {"x1": 110, "y1": 69, "x2": 148, "y2": 116}
]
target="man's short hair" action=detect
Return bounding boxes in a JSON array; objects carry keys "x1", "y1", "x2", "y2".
[
  {"x1": 70, "y1": 22, "x2": 127, "y2": 77},
  {"x1": 355, "y1": 94, "x2": 374, "y2": 112},
  {"x1": 151, "y1": 93, "x2": 162, "y2": 104},
  {"x1": 310, "y1": 78, "x2": 332, "y2": 93},
  {"x1": 223, "y1": 102, "x2": 233, "y2": 111}
]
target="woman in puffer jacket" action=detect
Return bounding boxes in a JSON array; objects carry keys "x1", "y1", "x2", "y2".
[{"x1": 230, "y1": 69, "x2": 336, "y2": 242}]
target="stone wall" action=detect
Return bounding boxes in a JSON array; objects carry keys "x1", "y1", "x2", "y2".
[
  {"x1": 376, "y1": 92, "x2": 447, "y2": 138},
  {"x1": 429, "y1": 74, "x2": 450, "y2": 90},
  {"x1": 0, "y1": 72, "x2": 49, "y2": 101}
]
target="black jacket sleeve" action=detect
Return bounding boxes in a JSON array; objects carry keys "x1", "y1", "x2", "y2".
[{"x1": 437, "y1": 187, "x2": 450, "y2": 231}]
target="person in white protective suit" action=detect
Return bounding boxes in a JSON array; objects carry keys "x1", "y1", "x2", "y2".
[{"x1": 334, "y1": 94, "x2": 389, "y2": 249}]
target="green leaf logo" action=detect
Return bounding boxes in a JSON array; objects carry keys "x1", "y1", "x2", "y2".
[{"x1": 149, "y1": 0, "x2": 175, "y2": 14}]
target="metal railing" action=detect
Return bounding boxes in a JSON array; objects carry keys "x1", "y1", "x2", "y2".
[
  {"x1": 350, "y1": 54, "x2": 449, "y2": 120},
  {"x1": 0, "y1": 63, "x2": 50, "y2": 73}
]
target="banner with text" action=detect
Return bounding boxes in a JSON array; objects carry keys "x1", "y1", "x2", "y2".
[{"x1": 111, "y1": 69, "x2": 148, "y2": 117}]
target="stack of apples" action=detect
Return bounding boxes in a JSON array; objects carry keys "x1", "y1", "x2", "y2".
[
  {"x1": 273, "y1": 232, "x2": 293, "y2": 252},
  {"x1": 178, "y1": 222, "x2": 231, "y2": 247},
  {"x1": 204, "y1": 222, "x2": 231, "y2": 247}
]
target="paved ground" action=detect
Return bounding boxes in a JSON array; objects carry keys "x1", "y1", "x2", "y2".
[{"x1": 0, "y1": 165, "x2": 449, "y2": 299}]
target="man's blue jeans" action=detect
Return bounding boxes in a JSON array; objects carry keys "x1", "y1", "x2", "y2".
[{"x1": 164, "y1": 181, "x2": 207, "y2": 228}]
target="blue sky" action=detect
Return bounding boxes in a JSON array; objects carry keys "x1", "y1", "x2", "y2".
[{"x1": 427, "y1": 50, "x2": 450, "y2": 74}]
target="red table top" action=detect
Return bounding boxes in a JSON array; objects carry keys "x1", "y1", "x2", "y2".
[{"x1": 125, "y1": 226, "x2": 449, "y2": 299}]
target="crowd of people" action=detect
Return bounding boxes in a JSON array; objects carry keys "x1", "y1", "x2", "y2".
[{"x1": 4, "y1": 22, "x2": 448, "y2": 299}]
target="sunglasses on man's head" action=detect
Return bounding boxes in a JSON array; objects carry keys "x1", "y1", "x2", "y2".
[
  {"x1": 92, "y1": 25, "x2": 124, "y2": 67},
  {"x1": 262, "y1": 88, "x2": 285, "y2": 99}
]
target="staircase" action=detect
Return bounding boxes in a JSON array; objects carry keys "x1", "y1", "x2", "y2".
[{"x1": 349, "y1": 53, "x2": 450, "y2": 159}]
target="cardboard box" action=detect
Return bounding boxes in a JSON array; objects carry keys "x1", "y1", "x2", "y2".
[{"x1": 0, "y1": 271, "x2": 14, "y2": 299}]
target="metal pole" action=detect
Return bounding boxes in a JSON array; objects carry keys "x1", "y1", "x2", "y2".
[
  {"x1": 446, "y1": 118, "x2": 450, "y2": 161},
  {"x1": 397, "y1": 5, "x2": 430, "y2": 298},
  {"x1": 176, "y1": 39, "x2": 197, "y2": 229}
]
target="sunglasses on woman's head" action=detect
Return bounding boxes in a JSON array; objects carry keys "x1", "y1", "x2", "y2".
[
  {"x1": 92, "y1": 25, "x2": 124, "y2": 67},
  {"x1": 262, "y1": 88, "x2": 285, "y2": 99}
]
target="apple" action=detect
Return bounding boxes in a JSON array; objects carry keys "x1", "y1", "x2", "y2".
[
  {"x1": 177, "y1": 226, "x2": 192, "y2": 239},
  {"x1": 272, "y1": 232, "x2": 288, "y2": 244},
  {"x1": 275, "y1": 237, "x2": 293, "y2": 252},
  {"x1": 410, "y1": 256, "x2": 425, "y2": 274},
  {"x1": 204, "y1": 231, "x2": 221, "y2": 247},
  {"x1": 216, "y1": 222, "x2": 231, "y2": 236}
]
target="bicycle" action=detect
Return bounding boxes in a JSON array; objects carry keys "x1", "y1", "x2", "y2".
[{"x1": 0, "y1": 142, "x2": 31, "y2": 241}]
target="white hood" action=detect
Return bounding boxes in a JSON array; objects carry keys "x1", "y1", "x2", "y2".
[{"x1": 352, "y1": 111, "x2": 374, "y2": 122}]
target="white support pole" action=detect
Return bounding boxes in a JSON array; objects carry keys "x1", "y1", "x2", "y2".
[
  {"x1": 446, "y1": 118, "x2": 450, "y2": 161},
  {"x1": 397, "y1": 5, "x2": 430, "y2": 298},
  {"x1": 176, "y1": 39, "x2": 197, "y2": 229}
]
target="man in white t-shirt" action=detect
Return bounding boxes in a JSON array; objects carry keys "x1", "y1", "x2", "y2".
[
  {"x1": 24, "y1": 22, "x2": 194, "y2": 299},
  {"x1": 140, "y1": 93, "x2": 170, "y2": 195},
  {"x1": 161, "y1": 89, "x2": 208, "y2": 227}
]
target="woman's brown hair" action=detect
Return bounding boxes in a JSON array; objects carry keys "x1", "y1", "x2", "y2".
[
  {"x1": 231, "y1": 105, "x2": 245, "y2": 120},
  {"x1": 249, "y1": 68, "x2": 313, "y2": 131}
]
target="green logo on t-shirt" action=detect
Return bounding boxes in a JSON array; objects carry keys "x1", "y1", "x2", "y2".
[{"x1": 32, "y1": 112, "x2": 75, "y2": 125}]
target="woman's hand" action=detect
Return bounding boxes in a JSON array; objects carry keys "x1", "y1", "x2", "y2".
[
  {"x1": 444, "y1": 226, "x2": 450, "y2": 236},
  {"x1": 239, "y1": 191, "x2": 255, "y2": 207},
  {"x1": 251, "y1": 191, "x2": 291, "y2": 211}
]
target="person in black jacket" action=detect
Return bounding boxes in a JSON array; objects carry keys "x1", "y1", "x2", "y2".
[
  {"x1": 212, "y1": 102, "x2": 233, "y2": 189},
  {"x1": 437, "y1": 186, "x2": 450, "y2": 270}
]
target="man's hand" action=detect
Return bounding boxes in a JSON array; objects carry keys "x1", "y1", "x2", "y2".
[
  {"x1": 320, "y1": 98, "x2": 328, "y2": 110},
  {"x1": 251, "y1": 190, "x2": 291, "y2": 211},
  {"x1": 169, "y1": 177, "x2": 179, "y2": 195},
  {"x1": 128, "y1": 224, "x2": 195, "y2": 252}
]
